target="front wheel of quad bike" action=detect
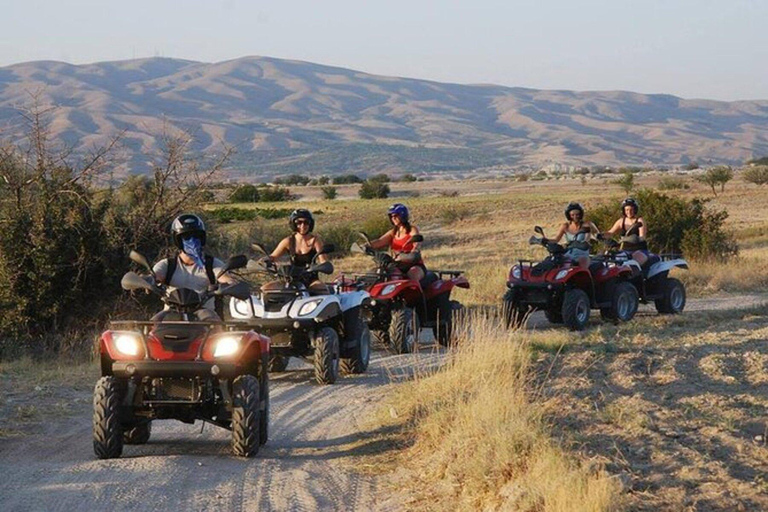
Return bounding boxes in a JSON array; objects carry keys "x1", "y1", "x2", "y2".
[
  {"x1": 231, "y1": 374, "x2": 260, "y2": 457},
  {"x1": 655, "y1": 277, "x2": 686, "y2": 314},
  {"x1": 561, "y1": 288, "x2": 590, "y2": 331},
  {"x1": 502, "y1": 298, "x2": 527, "y2": 329},
  {"x1": 123, "y1": 421, "x2": 151, "y2": 445},
  {"x1": 432, "y1": 295, "x2": 455, "y2": 347},
  {"x1": 390, "y1": 306, "x2": 420, "y2": 353},
  {"x1": 601, "y1": 281, "x2": 639, "y2": 323},
  {"x1": 371, "y1": 329, "x2": 390, "y2": 348},
  {"x1": 93, "y1": 376, "x2": 124, "y2": 459},
  {"x1": 268, "y1": 355, "x2": 289, "y2": 373},
  {"x1": 313, "y1": 327, "x2": 340, "y2": 384},
  {"x1": 341, "y1": 315, "x2": 371, "y2": 374},
  {"x1": 259, "y1": 375, "x2": 269, "y2": 446}
]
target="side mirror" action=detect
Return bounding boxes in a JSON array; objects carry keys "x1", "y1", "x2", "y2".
[
  {"x1": 358, "y1": 232, "x2": 372, "y2": 244},
  {"x1": 528, "y1": 235, "x2": 540, "y2": 246},
  {"x1": 410, "y1": 234, "x2": 424, "y2": 243},
  {"x1": 534, "y1": 226, "x2": 544, "y2": 236},
  {"x1": 216, "y1": 281, "x2": 251, "y2": 301},
  {"x1": 251, "y1": 243, "x2": 268, "y2": 255},
  {"x1": 121, "y1": 271, "x2": 161, "y2": 295},
  {"x1": 129, "y1": 250, "x2": 155, "y2": 276},
  {"x1": 218, "y1": 254, "x2": 248, "y2": 278},
  {"x1": 350, "y1": 242, "x2": 366, "y2": 254}
]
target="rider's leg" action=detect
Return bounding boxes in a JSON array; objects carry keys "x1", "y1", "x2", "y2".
[
  {"x1": 407, "y1": 266, "x2": 425, "y2": 282},
  {"x1": 308, "y1": 280, "x2": 330, "y2": 295},
  {"x1": 632, "y1": 251, "x2": 648, "y2": 266}
]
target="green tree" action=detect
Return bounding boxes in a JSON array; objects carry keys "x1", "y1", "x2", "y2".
[
  {"x1": 359, "y1": 180, "x2": 390, "y2": 199},
  {"x1": 742, "y1": 165, "x2": 768, "y2": 186},
  {"x1": 612, "y1": 171, "x2": 635, "y2": 194},
  {"x1": 696, "y1": 166, "x2": 733, "y2": 195},
  {"x1": 321, "y1": 186, "x2": 338, "y2": 200},
  {"x1": 230, "y1": 184, "x2": 260, "y2": 202}
]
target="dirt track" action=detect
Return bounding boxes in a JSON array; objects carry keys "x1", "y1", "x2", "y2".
[{"x1": 1, "y1": 294, "x2": 767, "y2": 512}]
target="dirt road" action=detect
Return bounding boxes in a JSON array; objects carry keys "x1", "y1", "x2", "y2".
[{"x1": 1, "y1": 294, "x2": 766, "y2": 512}]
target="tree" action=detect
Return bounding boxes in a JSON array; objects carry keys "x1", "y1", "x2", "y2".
[
  {"x1": 400, "y1": 173, "x2": 418, "y2": 182},
  {"x1": 359, "y1": 180, "x2": 390, "y2": 199},
  {"x1": 321, "y1": 186, "x2": 337, "y2": 200},
  {"x1": 612, "y1": 171, "x2": 635, "y2": 194},
  {"x1": 230, "y1": 184, "x2": 259, "y2": 202},
  {"x1": 696, "y1": 166, "x2": 733, "y2": 195},
  {"x1": 742, "y1": 165, "x2": 768, "y2": 186}
]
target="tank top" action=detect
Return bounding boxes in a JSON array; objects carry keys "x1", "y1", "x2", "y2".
[
  {"x1": 289, "y1": 235, "x2": 318, "y2": 267},
  {"x1": 391, "y1": 228, "x2": 416, "y2": 253}
]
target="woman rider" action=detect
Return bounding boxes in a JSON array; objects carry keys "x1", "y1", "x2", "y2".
[
  {"x1": 601, "y1": 197, "x2": 649, "y2": 265},
  {"x1": 266, "y1": 209, "x2": 332, "y2": 294},
  {"x1": 552, "y1": 202, "x2": 599, "y2": 269},
  {"x1": 367, "y1": 203, "x2": 426, "y2": 282}
]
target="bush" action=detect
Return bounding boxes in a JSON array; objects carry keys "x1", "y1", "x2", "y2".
[
  {"x1": 321, "y1": 186, "x2": 338, "y2": 200},
  {"x1": 256, "y1": 207, "x2": 293, "y2": 219},
  {"x1": 318, "y1": 224, "x2": 357, "y2": 257},
  {"x1": 441, "y1": 205, "x2": 472, "y2": 225},
  {"x1": 230, "y1": 184, "x2": 259, "y2": 203},
  {"x1": 368, "y1": 173, "x2": 390, "y2": 183},
  {"x1": 742, "y1": 165, "x2": 768, "y2": 186},
  {"x1": 359, "y1": 180, "x2": 390, "y2": 199},
  {"x1": 588, "y1": 189, "x2": 737, "y2": 261},
  {"x1": 612, "y1": 171, "x2": 635, "y2": 194},
  {"x1": 684, "y1": 162, "x2": 700, "y2": 171},
  {"x1": 657, "y1": 176, "x2": 689, "y2": 191},
  {"x1": 401, "y1": 173, "x2": 418, "y2": 182},
  {"x1": 274, "y1": 174, "x2": 310, "y2": 186},
  {"x1": 209, "y1": 207, "x2": 258, "y2": 224},
  {"x1": 361, "y1": 215, "x2": 393, "y2": 240},
  {"x1": 258, "y1": 185, "x2": 293, "y2": 202},
  {"x1": 332, "y1": 174, "x2": 362, "y2": 185}
]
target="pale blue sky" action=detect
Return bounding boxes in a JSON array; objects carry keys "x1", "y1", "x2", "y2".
[{"x1": 1, "y1": 0, "x2": 765, "y2": 100}]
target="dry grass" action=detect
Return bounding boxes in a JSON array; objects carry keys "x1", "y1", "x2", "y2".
[{"x1": 378, "y1": 314, "x2": 621, "y2": 511}]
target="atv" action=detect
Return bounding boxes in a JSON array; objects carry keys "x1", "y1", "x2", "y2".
[
  {"x1": 600, "y1": 233, "x2": 688, "y2": 314},
  {"x1": 94, "y1": 251, "x2": 269, "y2": 460},
  {"x1": 503, "y1": 226, "x2": 638, "y2": 330},
  {"x1": 229, "y1": 243, "x2": 371, "y2": 385},
  {"x1": 337, "y1": 233, "x2": 469, "y2": 351}
]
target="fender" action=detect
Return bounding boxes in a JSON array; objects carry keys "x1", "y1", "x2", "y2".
[
  {"x1": 424, "y1": 279, "x2": 455, "y2": 300},
  {"x1": 288, "y1": 295, "x2": 340, "y2": 319},
  {"x1": 647, "y1": 259, "x2": 689, "y2": 279},
  {"x1": 337, "y1": 290, "x2": 370, "y2": 311},
  {"x1": 370, "y1": 279, "x2": 421, "y2": 301},
  {"x1": 453, "y1": 275, "x2": 470, "y2": 289},
  {"x1": 100, "y1": 330, "x2": 146, "y2": 361},
  {"x1": 230, "y1": 297, "x2": 255, "y2": 319}
]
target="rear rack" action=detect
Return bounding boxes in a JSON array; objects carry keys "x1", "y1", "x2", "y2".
[
  {"x1": 109, "y1": 320, "x2": 244, "y2": 334},
  {"x1": 432, "y1": 269, "x2": 465, "y2": 278}
]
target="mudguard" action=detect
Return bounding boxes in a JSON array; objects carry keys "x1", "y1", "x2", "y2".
[
  {"x1": 337, "y1": 290, "x2": 370, "y2": 311},
  {"x1": 647, "y1": 259, "x2": 689, "y2": 279}
]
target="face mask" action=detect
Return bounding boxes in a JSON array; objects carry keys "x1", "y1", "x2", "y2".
[{"x1": 182, "y1": 236, "x2": 205, "y2": 268}]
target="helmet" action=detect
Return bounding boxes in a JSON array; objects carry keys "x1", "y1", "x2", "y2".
[
  {"x1": 171, "y1": 214, "x2": 206, "y2": 248},
  {"x1": 387, "y1": 203, "x2": 409, "y2": 224},
  {"x1": 289, "y1": 209, "x2": 314, "y2": 232},
  {"x1": 621, "y1": 198, "x2": 639, "y2": 216},
  {"x1": 564, "y1": 202, "x2": 584, "y2": 220}
]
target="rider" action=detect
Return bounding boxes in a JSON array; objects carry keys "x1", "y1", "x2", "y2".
[
  {"x1": 152, "y1": 213, "x2": 234, "y2": 321},
  {"x1": 552, "y1": 202, "x2": 599, "y2": 268},
  {"x1": 266, "y1": 209, "x2": 332, "y2": 294},
  {"x1": 367, "y1": 203, "x2": 426, "y2": 282},
  {"x1": 601, "y1": 197, "x2": 649, "y2": 266}
]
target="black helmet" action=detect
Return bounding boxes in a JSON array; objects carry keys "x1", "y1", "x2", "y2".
[
  {"x1": 621, "y1": 198, "x2": 639, "y2": 216},
  {"x1": 171, "y1": 214, "x2": 206, "y2": 248},
  {"x1": 289, "y1": 209, "x2": 314, "y2": 232},
  {"x1": 564, "y1": 202, "x2": 584, "y2": 220}
]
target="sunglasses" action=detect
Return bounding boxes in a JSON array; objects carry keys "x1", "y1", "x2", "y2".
[{"x1": 295, "y1": 219, "x2": 309, "y2": 225}]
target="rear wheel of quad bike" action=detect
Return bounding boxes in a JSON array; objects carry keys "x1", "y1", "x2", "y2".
[
  {"x1": 231, "y1": 374, "x2": 260, "y2": 457},
  {"x1": 259, "y1": 375, "x2": 269, "y2": 446},
  {"x1": 544, "y1": 308, "x2": 563, "y2": 324},
  {"x1": 313, "y1": 327, "x2": 340, "y2": 384},
  {"x1": 601, "y1": 281, "x2": 639, "y2": 323},
  {"x1": 561, "y1": 288, "x2": 590, "y2": 331},
  {"x1": 390, "y1": 306, "x2": 420, "y2": 353},
  {"x1": 123, "y1": 421, "x2": 151, "y2": 445},
  {"x1": 433, "y1": 294, "x2": 454, "y2": 347},
  {"x1": 268, "y1": 355, "x2": 289, "y2": 373},
  {"x1": 502, "y1": 297, "x2": 526, "y2": 329},
  {"x1": 371, "y1": 329, "x2": 390, "y2": 348},
  {"x1": 341, "y1": 315, "x2": 371, "y2": 374},
  {"x1": 93, "y1": 376, "x2": 124, "y2": 459},
  {"x1": 655, "y1": 277, "x2": 686, "y2": 314}
]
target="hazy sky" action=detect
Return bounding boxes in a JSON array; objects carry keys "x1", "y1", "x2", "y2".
[{"x1": 1, "y1": 0, "x2": 766, "y2": 100}]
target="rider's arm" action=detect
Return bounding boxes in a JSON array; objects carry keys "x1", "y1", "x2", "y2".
[
  {"x1": 638, "y1": 217, "x2": 647, "y2": 239},
  {"x1": 552, "y1": 223, "x2": 567, "y2": 243},
  {"x1": 213, "y1": 258, "x2": 236, "y2": 284},
  {"x1": 408, "y1": 226, "x2": 421, "y2": 251},
  {"x1": 313, "y1": 236, "x2": 329, "y2": 264},
  {"x1": 603, "y1": 218, "x2": 623, "y2": 237},
  {"x1": 369, "y1": 229, "x2": 394, "y2": 251},
  {"x1": 269, "y1": 236, "x2": 291, "y2": 260},
  {"x1": 152, "y1": 259, "x2": 168, "y2": 285}
]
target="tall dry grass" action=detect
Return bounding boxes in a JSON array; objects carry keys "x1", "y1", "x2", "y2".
[{"x1": 381, "y1": 314, "x2": 621, "y2": 511}]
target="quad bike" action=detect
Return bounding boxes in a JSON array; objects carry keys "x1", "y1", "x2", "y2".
[
  {"x1": 229, "y1": 243, "x2": 371, "y2": 385},
  {"x1": 337, "y1": 233, "x2": 469, "y2": 352},
  {"x1": 503, "y1": 226, "x2": 639, "y2": 330},
  {"x1": 94, "y1": 251, "x2": 270, "y2": 460},
  {"x1": 600, "y1": 232, "x2": 688, "y2": 314}
]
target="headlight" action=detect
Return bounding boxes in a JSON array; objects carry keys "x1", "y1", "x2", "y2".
[
  {"x1": 115, "y1": 334, "x2": 141, "y2": 356},
  {"x1": 232, "y1": 299, "x2": 251, "y2": 316},
  {"x1": 213, "y1": 336, "x2": 241, "y2": 358},
  {"x1": 555, "y1": 269, "x2": 570, "y2": 281},
  {"x1": 298, "y1": 299, "x2": 323, "y2": 316},
  {"x1": 381, "y1": 283, "x2": 399, "y2": 296},
  {"x1": 511, "y1": 265, "x2": 521, "y2": 279}
]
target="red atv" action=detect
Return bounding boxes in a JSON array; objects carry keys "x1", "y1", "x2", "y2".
[
  {"x1": 94, "y1": 251, "x2": 270, "y2": 459},
  {"x1": 503, "y1": 226, "x2": 638, "y2": 330},
  {"x1": 337, "y1": 233, "x2": 469, "y2": 352}
]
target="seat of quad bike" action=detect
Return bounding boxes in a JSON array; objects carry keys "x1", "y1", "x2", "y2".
[
  {"x1": 308, "y1": 281, "x2": 330, "y2": 296},
  {"x1": 588, "y1": 260, "x2": 605, "y2": 275},
  {"x1": 419, "y1": 271, "x2": 439, "y2": 289},
  {"x1": 641, "y1": 254, "x2": 661, "y2": 276},
  {"x1": 261, "y1": 281, "x2": 285, "y2": 292}
]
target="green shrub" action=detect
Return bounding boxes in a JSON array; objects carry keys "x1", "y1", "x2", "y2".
[
  {"x1": 361, "y1": 215, "x2": 392, "y2": 240},
  {"x1": 612, "y1": 171, "x2": 635, "y2": 194},
  {"x1": 742, "y1": 165, "x2": 768, "y2": 186},
  {"x1": 258, "y1": 185, "x2": 293, "y2": 202},
  {"x1": 368, "y1": 173, "x2": 390, "y2": 183},
  {"x1": 588, "y1": 189, "x2": 737, "y2": 261},
  {"x1": 332, "y1": 174, "x2": 362, "y2": 185},
  {"x1": 657, "y1": 176, "x2": 689, "y2": 191},
  {"x1": 359, "y1": 180, "x2": 390, "y2": 199},
  {"x1": 441, "y1": 205, "x2": 472, "y2": 225},
  {"x1": 321, "y1": 186, "x2": 338, "y2": 200},
  {"x1": 209, "y1": 207, "x2": 258, "y2": 224},
  {"x1": 256, "y1": 207, "x2": 293, "y2": 219},
  {"x1": 230, "y1": 184, "x2": 260, "y2": 202},
  {"x1": 401, "y1": 173, "x2": 418, "y2": 182},
  {"x1": 274, "y1": 174, "x2": 310, "y2": 186},
  {"x1": 318, "y1": 224, "x2": 358, "y2": 257}
]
